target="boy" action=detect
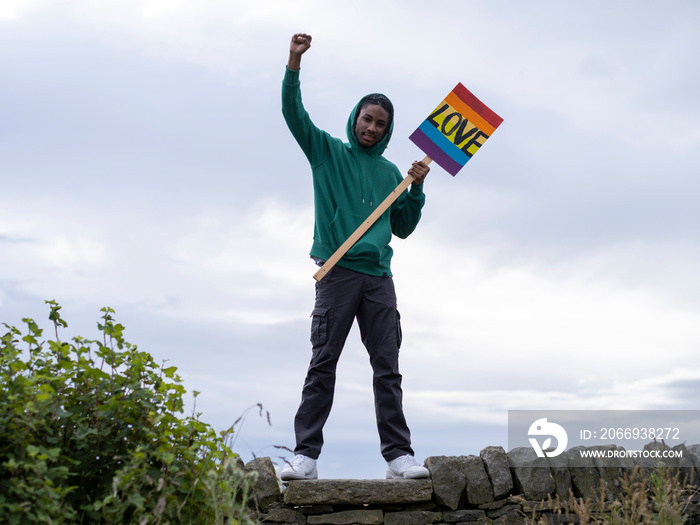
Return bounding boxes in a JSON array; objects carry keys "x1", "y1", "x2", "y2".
[{"x1": 280, "y1": 33, "x2": 430, "y2": 480}]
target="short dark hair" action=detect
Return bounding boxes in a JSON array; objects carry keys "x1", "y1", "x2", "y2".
[{"x1": 356, "y1": 94, "x2": 394, "y2": 131}]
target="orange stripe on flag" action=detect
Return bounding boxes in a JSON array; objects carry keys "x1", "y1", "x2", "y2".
[{"x1": 445, "y1": 91, "x2": 496, "y2": 135}]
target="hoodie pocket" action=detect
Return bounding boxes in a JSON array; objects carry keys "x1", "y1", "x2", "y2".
[
  {"x1": 329, "y1": 207, "x2": 391, "y2": 262},
  {"x1": 329, "y1": 207, "x2": 363, "y2": 248}
]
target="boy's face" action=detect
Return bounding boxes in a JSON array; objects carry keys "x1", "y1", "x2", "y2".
[{"x1": 355, "y1": 104, "x2": 390, "y2": 148}]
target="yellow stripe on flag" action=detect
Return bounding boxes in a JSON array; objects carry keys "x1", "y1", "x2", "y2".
[{"x1": 428, "y1": 101, "x2": 482, "y2": 149}]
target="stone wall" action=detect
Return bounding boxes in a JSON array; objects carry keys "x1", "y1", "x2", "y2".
[{"x1": 244, "y1": 442, "x2": 700, "y2": 524}]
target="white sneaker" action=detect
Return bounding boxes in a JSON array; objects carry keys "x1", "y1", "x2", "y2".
[
  {"x1": 280, "y1": 454, "x2": 318, "y2": 481},
  {"x1": 386, "y1": 454, "x2": 430, "y2": 479}
]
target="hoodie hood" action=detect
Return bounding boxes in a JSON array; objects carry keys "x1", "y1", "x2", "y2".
[{"x1": 346, "y1": 93, "x2": 394, "y2": 156}]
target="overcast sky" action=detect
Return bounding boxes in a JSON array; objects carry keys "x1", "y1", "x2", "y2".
[{"x1": 2, "y1": 0, "x2": 700, "y2": 479}]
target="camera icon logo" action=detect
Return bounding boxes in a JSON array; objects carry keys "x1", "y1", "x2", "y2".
[{"x1": 528, "y1": 417, "x2": 568, "y2": 458}]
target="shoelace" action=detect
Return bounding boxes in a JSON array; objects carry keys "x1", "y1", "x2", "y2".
[
  {"x1": 289, "y1": 455, "x2": 307, "y2": 467},
  {"x1": 393, "y1": 455, "x2": 416, "y2": 468}
]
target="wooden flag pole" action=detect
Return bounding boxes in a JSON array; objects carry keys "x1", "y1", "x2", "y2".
[{"x1": 313, "y1": 156, "x2": 432, "y2": 282}]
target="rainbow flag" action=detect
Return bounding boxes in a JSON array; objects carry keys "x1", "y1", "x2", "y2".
[{"x1": 409, "y1": 83, "x2": 503, "y2": 176}]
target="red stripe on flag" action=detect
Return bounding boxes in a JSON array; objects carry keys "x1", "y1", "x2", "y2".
[{"x1": 452, "y1": 83, "x2": 503, "y2": 129}]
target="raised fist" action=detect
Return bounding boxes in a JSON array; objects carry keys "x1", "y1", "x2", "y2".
[{"x1": 290, "y1": 33, "x2": 312, "y2": 56}]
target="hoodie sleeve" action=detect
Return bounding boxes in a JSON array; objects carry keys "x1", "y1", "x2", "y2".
[
  {"x1": 281, "y1": 67, "x2": 331, "y2": 167},
  {"x1": 390, "y1": 182, "x2": 425, "y2": 239}
]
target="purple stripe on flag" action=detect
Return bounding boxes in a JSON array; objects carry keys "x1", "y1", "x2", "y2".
[{"x1": 409, "y1": 128, "x2": 464, "y2": 176}]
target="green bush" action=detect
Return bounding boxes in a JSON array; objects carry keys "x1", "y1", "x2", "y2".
[{"x1": 0, "y1": 301, "x2": 259, "y2": 524}]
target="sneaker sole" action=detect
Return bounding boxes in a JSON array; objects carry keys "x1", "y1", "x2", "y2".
[
  {"x1": 281, "y1": 468, "x2": 318, "y2": 481},
  {"x1": 385, "y1": 469, "x2": 430, "y2": 480}
]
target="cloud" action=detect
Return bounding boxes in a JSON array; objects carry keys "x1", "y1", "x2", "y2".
[
  {"x1": 405, "y1": 367, "x2": 700, "y2": 429},
  {"x1": 35, "y1": 236, "x2": 108, "y2": 267},
  {"x1": 0, "y1": 0, "x2": 64, "y2": 20},
  {"x1": 392, "y1": 233, "x2": 700, "y2": 394}
]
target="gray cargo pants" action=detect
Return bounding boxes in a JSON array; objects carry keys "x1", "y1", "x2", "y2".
[{"x1": 293, "y1": 265, "x2": 414, "y2": 462}]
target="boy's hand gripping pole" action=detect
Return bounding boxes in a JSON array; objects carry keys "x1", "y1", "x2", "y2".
[{"x1": 313, "y1": 156, "x2": 431, "y2": 282}]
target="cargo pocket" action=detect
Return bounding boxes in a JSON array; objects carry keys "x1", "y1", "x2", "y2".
[
  {"x1": 310, "y1": 307, "x2": 329, "y2": 348},
  {"x1": 396, "y1": 310, "x2": 403, "y2": 350}
]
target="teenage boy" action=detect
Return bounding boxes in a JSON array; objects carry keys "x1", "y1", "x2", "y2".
[{"x1": 280, "y1": 32, "x2": 430, "y2": 480}]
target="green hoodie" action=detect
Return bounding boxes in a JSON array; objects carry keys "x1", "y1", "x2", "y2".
[{"x1": 282, "y1": 67, "x2": 425, "y2": 277}]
